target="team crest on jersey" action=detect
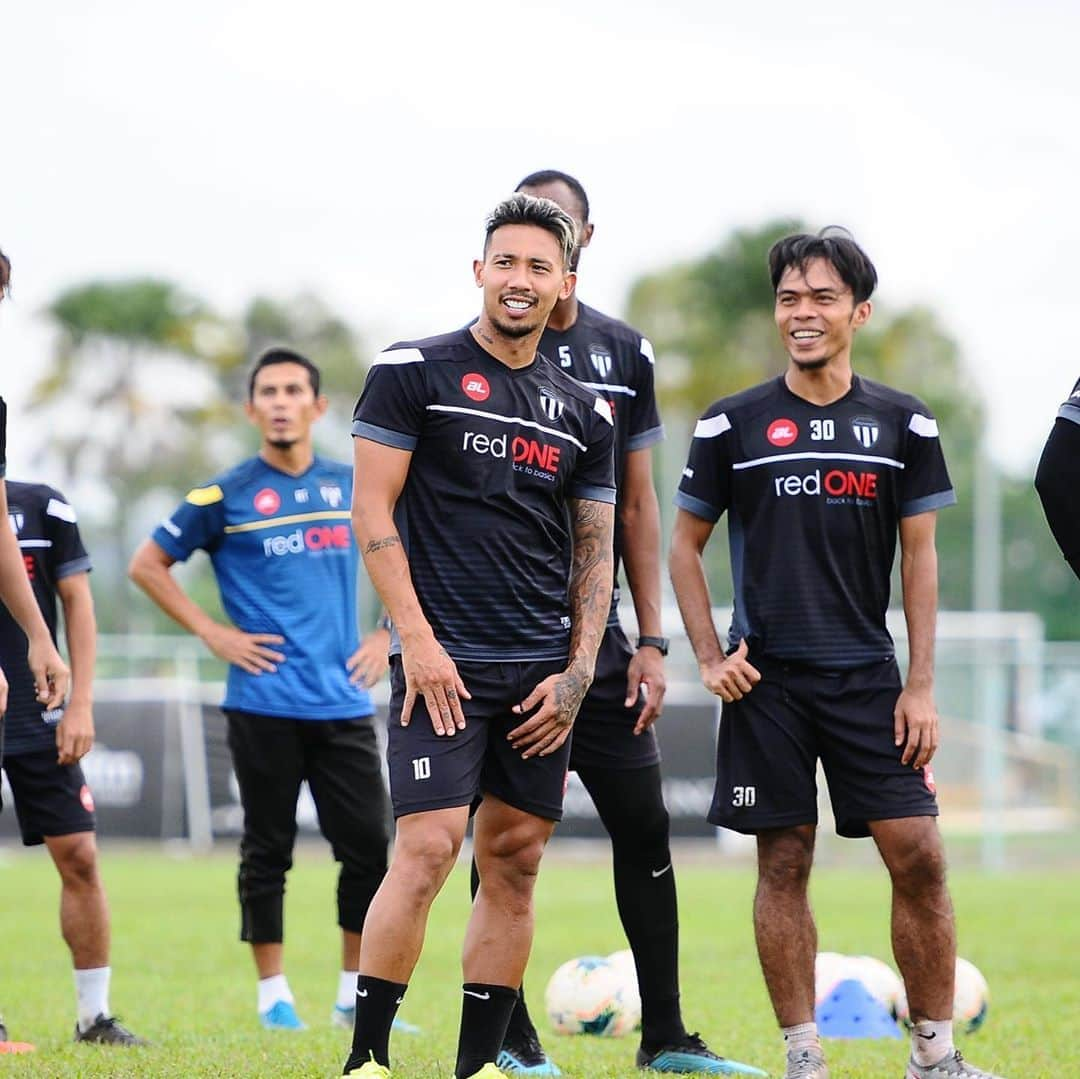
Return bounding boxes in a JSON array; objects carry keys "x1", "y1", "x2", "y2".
[
  {"x1": 8, "y1": 512, "x2": 23, "y2": 534},
  {"x1": 588, "y1": 344, "x2": 613, "y2": 379},
  {"x1": 851, "y1": 416, "x2": 880, "y2": 448},
  {"x1": 538, "y1": 387, "x2": 565, "y2": 422},
  {"x1": 254, "y1": 488, "x2": 281, "y2": 515},
  {"x1": 319, "y1": 484, "x2": 343, "y2": 508}
]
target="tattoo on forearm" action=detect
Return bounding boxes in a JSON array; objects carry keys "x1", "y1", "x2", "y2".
[
  {"x1": 568, "y1": 498, "x2": 615, "y2": 673},
  {"x1": 363, "y1": 535, "x2": 401, "y2": 554}
]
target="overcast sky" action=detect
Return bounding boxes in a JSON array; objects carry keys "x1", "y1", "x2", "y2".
[{"x1": 2, "y1": 0, "x2": 1076, "y2": 475}]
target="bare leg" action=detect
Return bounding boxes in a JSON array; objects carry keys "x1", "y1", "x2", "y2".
[
  {"x1": 342, "y1": 930, "x2": 361, "y2": 972},
  {"x1": 359, "y1": 806, "x2": 470, "y2": 980},
  {"x1": 44, "y1": 833, "x2": 109, "y2": 969},
  {"x1": 870, "y1": 816, "x2": 954, "y2": 1021},
  {"x1": 462, "y1": 794, "x2": 555, "y2": 986},
  {"x1": 251, "y1": 942, "x2": 283, "y2": 979},
  {"x1": 753, "y1": 826, "x2": 817, "y2": 1026}
]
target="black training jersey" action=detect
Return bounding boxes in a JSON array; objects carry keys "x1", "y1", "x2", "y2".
[
  {"x1": 1056, "y1": 377, "x2": 1080, "y2": 427},
  {"x1": 352, "y1": 327, "x2": 616, "y2": 663},
  {"x1": 0, "y1": 397, "x2": 6, "y2": 477},
  {"x1": 1035, "y1": 377, "x2": 1080, "y2": 578},
  {"x1": 676, "y1": 375, "x2": 955, "y2": 668},
  {"x1": 0, "y1": 482, "x2": 92, "y2": 755},
  {"x1": 540, "y1": 303, "x2": 663, "y2": 622}
]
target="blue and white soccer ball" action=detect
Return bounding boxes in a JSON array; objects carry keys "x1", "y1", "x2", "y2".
[{"x1": 545, "y1": 954, "x2": 641, "y2": 1037}]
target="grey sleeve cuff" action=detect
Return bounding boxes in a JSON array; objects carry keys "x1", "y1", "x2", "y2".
[
  {"x1": 569, "y1": 483, "x2": 617, "y2": 504},
  {"x1": 674, "y1": 490, "x2": 722, "y2": 522},
  {"x1": 351, "y1": 420, "x2": 419, "y2": 451},
  {"x1": 626, "y1": 425, "x2": 666, "y2": 451},
  {"x1": 901, "y1": 489, "x2": 958, "y2": 517},
  {"x1": 55, "y1": 556, "x2": 93, "y2": 579},
  {"x1": 1057, "y1": 402, "x2": 1080, "y2": 427}
]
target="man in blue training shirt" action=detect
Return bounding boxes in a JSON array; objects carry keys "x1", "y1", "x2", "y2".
[{"x1": 129, "y1": 348, "x2": 392, "y2": 1031}]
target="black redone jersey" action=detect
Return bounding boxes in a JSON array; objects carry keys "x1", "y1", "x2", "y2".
[
  {"x1": 0, "y1": 482, "x2": 92, "y2": 755},
  {"x1": 353, "y1": 328, "x2": 616, "y2": 663},
  {"x1": 676, "y1": 375, "x2": 955, "y2": 668},
  {"x1": 539, "y1": 303, "x2": 663, "y2": 621}
]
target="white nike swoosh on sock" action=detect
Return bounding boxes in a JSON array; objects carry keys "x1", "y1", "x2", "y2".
[
  {"x1": 651, "y1": 863, "x2": 672, "y2": 877},
  {"x1": 357, "y1": 989, "x2": 369, "y2": 998},
  {"x1": 463, "y1": 990, "x2": 491, "y2": 1000}
]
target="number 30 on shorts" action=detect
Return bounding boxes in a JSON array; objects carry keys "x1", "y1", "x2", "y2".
[{"x1": 732, "y1": 785, "x2": 756, "y2": 807}]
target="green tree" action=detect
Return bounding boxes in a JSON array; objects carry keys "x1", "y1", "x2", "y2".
[{"x1": 31, "y1": 280, "x2": 242, "y2": 628}]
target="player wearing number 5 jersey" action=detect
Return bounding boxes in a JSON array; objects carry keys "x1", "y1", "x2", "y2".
[
  {"x1": 670, "y1": 229, "x2": 1006, "y2": 1079},
  {"x1": 342, "y1": 194, "x2": 615, "y2": 1079}
]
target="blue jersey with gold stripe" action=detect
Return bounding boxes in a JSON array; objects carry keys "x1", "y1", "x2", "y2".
[{"x1": 152, "y1": 455, "x2": 373, "y2": 720}]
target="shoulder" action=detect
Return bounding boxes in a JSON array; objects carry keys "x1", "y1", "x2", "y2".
[
  {"x1": 314, "y1": 455, "x2": 352, "y2": 480},
  {"x1": 184, "y1": 457, "x2": 262, "y2": 505},
  {"x1": 703, "y1": 378, "x2": 783, "y2": 425},
  {"x1": 374, "y1": 329, "x2": 471, "y2": 367},
  {"x1": 6, "y1": 481, "x2": 76, "y2": 517},
  {"x1": 577, "y1": 303, "x2": 654, "y2": 362},
  {"x1": 856, "y1": 377, "x2": 938, "y2": 427}
]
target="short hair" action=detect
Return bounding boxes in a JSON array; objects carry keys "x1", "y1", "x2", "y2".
[
  {"x1": 0, "y1": 247, "x2": 10, "y2": 300},
  {"x1": 768, "y1": 227, "x2": 878, "y2": 303},
  {"x1": 247, "y1": 346, "x2": 321, "y2": 399},
  {"x1": 516, "y1": 170, "x2": 590, "y2": 223},
  {"x1": 484, "y1": 193, "x2": 577, "y2": 271}
]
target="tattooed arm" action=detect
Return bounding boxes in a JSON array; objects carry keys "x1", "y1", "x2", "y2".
[
  {"x1": 352, "y1": 437, "x2": 470, "y2": 734},
  {"x1": 509, "y1": 496, "x2": 615, "y2": 758}
]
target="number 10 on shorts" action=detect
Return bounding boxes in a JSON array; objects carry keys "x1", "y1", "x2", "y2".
[
  {"x1": 732, "y1": 786, "x2": 756, "y2": 807},
  {"x1": 412, "y1": 757, "x2": 431, "y2": 781}
]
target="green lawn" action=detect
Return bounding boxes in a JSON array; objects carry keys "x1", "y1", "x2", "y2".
[{"x1": 0, "y1": 843, "x2": 1073, "y2": 1077}]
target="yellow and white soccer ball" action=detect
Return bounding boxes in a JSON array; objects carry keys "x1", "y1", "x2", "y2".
[
  {"x1": 545, "y1": 955, "x2": 641, "y2": 1037},
  {"x1": 895, "y1": 957, "x2": 989, "y2": 1033}
]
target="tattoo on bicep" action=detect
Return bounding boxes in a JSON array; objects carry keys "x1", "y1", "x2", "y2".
[{"x1": 363, "y1": 535, "x2": 401, "y2": 554}]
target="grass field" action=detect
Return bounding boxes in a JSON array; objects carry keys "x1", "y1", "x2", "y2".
[{"x1": 0, "y1": 841, "x2": 1076, "y2": 1077}]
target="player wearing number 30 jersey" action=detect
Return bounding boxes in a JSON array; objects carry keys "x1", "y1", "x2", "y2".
[{"x1": 671, "y1": 229, "x2": 1007, "y2": 1079}]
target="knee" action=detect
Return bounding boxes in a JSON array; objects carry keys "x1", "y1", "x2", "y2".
[
  {"x1": 478, "y1": 825, "x2": 549, "y2": 896},
  {"x1": 393, "y1": 826, "x2": 462, "y2": 899},
  {"x1": 757, "y1": 829, "x2": 814, "y2": 893},
  {"x1": 54, "y1": 837, "x2": 100, "y2": 890},
  {"x1": 885, "y1": 833, "x2": 948, "y2": 897}
]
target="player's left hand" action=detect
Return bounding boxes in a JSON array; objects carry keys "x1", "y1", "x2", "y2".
[
  {"x1": 509, "y1": 662, "x2": 592, "y2": 759},
  {"x1": 29, "y1": 633, "x2": 69, "y2": 711},
  {"x1": 347, "y1": 628, "x2": 391, "y2": 687},
  {"x1": 56, "y1": 701, "x2": 95, "y2": 765},
  {"x1": 894, "y1": 683, "x2": 939, "y2": 769},
  {"x1": 627, "y1": 647, "x2": 667, "y2": 734}
]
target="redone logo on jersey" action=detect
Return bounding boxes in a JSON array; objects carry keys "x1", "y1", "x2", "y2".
[
  {"x1": 461, "y1": 430, "x2": 561, "y2": 479},
  {"x1": 263, "y1": 524, "x2": 352, "y2": 557},
  {"x1": 773, "y1": 468, "x2": 879, "y2": 503}
]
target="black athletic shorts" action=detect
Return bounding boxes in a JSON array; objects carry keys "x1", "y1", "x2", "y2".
[
  {"x1": 387, "y1": 656, "x2": 571, "y2": 821},
  {"x1": 1, "y1": 749, "x2": 96, "y2": 846},
  {"x1": 569, "y1": 623, "x2": 660, "y2": 772},
  {"x1": 709, "y1": 654, "x2": 939, "y2": 839}
]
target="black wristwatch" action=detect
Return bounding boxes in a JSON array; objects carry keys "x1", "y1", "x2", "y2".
[{"x1": 637, "y1": 635, "x2": 670, "y2": 656}]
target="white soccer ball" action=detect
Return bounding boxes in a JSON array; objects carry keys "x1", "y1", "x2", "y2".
[
  {"x1": 815, "y1": 952, "x2": 858, "y2": 1004},
  {"x1": 545, "y1": 955, "x2": 641, "y2": 1037},
  {"x1": 848, "y1": 955, "x2": 904, "y2": 1015},
  {"x1": 894, "y1": 957, "x2": 989, "y2": 1033}
]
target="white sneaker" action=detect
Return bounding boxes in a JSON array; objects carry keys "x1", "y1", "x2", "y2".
[
  {"x1": 906, "y1": 1049, "x2": 1007, "y2": 1078},
  {"x1": 786, "y1": 1047, "x2": 829, "y2": 1078}
]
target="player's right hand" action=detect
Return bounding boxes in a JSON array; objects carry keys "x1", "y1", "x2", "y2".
[
  {"x1": 400, "y1": 632, "x2": 470, "y2": 736},
  {"x1": 701, "y1": 638, "x2": 761, "y2": 703},
  {"x1": 28, "y1": 633, "x2": 69, "y2": 710},
  {"x1": 201, "y1": 623, "x2": 285, "y2": 675}
]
